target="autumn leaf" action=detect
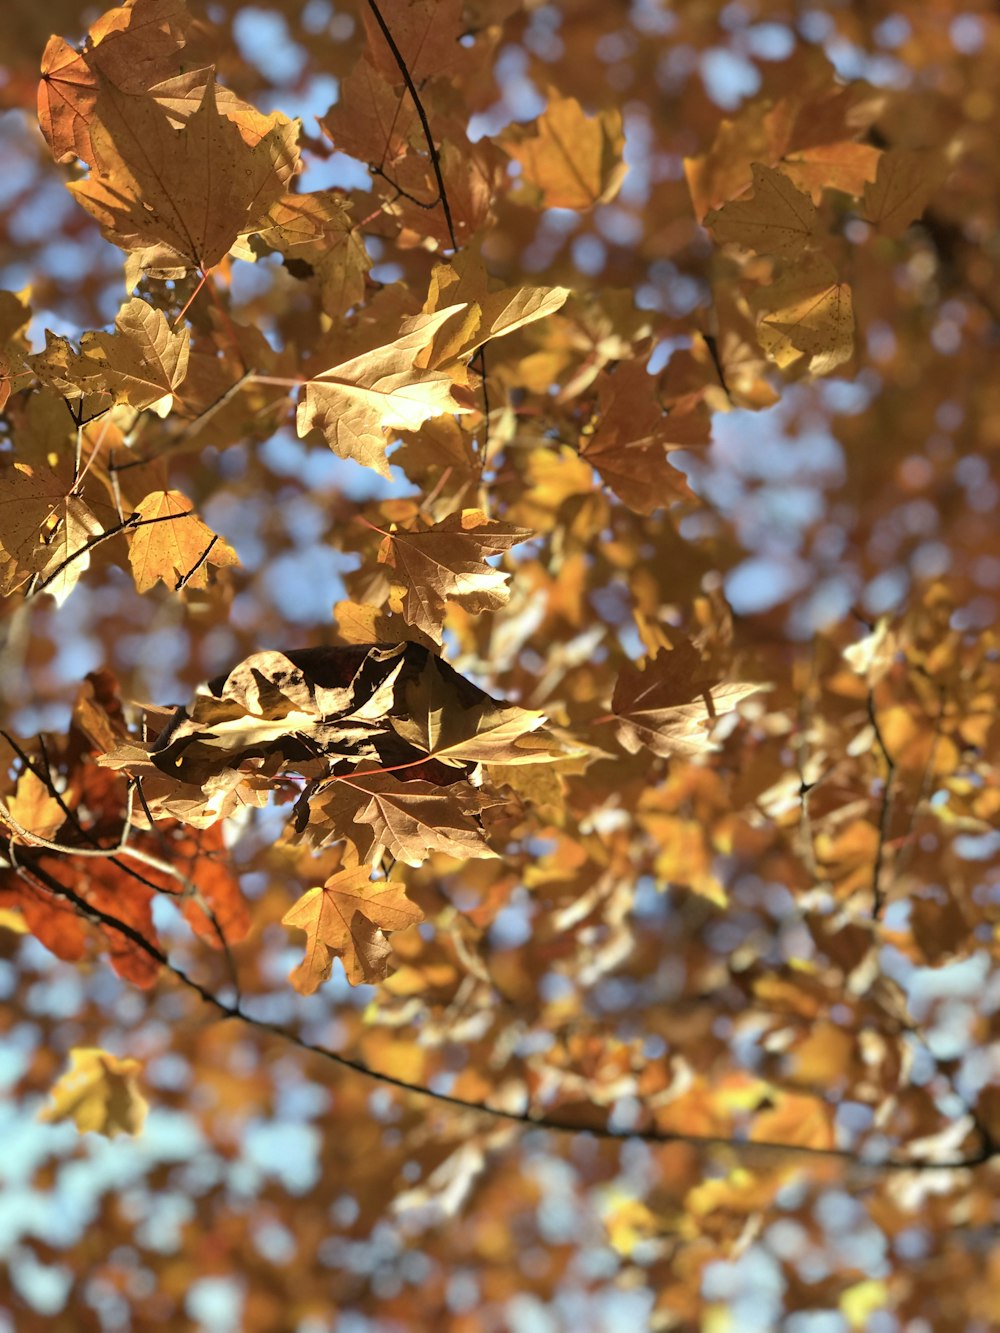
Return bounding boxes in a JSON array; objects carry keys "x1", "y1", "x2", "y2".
[
  {"x1": 38, "y1": 1047, "x2": 148, "y2": 1138},
  {"x1": 580, "y1": 361, "x2": 698, "y2": 514},
  {"x1": 30, "y1": 298, "x2": 189, "y2": 416},
  {"x1": 612, "y1": 639, "x2": 763, "y2": 758},
  {"x1": 34, "y1": 496, "x2": 105, "y2": 607},
  {"x1": 5, "y1": 767, "x2": 66, "y2": 843},
  {"x1": 297, "y1": 306, "x2": 474, "y2": 476},
  {"x1": 319, "y1": 60, "x2": 418, "y2": 168},
  {"x1": 127, "y1": 489, "x2": 238, "y2": 593},
  {"x1": 500, "y1": 93, "x2": 627, "y2": 211},
  {"x1": 0, "y1": 462, "x2": 70, "y2": 595},
  {"x1": 363, "y1": 0, "x2": 470, "y2": 86},
  {"x1": 252, "y1": 192, "x2": 372, "y2": 318},
  {"x1": 705, "y1": 162, "x2": 822, "y2": 257},
  {"x1": 38, "y1": 0, "x2": 192, "y2": 165},
  {"x1": 420, "y1": 255, "x2": 570, "y2": 367},
  {"x1": 281, "y1": 867, "x2": 422, "y2": 989},
  {"x1": 752, "y1": 254, "x2": 854, "y2": 375},
  {"x1": 862, "y1": 148, "x2": 938, "y2": 237},
  {"x1": 377, "y1": 508, "x2": 532, "y2": 644},
  {"x1": 391, "y1": 655, "x2": 576, "y2": 767},
  {"x1": 68, "y1": 76, "x2": 299, "y2": 270},
  {"x1": 304, "y1": 771, "x2": 499, "y2": 867}
]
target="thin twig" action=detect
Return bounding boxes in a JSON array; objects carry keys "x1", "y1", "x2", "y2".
[
  {"x1": 175, "y1": 535, "x2": 219, "y2": 591},
  {"x1": 866, "y1": 686, "x2": 896, "y2": 921},
  {"x1": 365, "y1": 0, "x2": 458, "y2": 251},
  {"x1": 30, "y1": 509, "x2": 194, "y2": 597}
]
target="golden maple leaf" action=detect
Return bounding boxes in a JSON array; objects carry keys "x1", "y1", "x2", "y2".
[{"x1": 282, "y1": 867, "x2": 423, "y2": 989}]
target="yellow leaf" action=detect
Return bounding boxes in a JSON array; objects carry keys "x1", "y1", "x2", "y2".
[
  {"x1": 501, "y1": 93, "x2": 627, "y2": 211},
  {"x1": 297, "y1": 306, "x2": 474, "y2": 476},
  {"x1": 0, "y1": 907, "x2": 29, "y2": 934},
  {"x1": 128, "y1": 489, "x2": 238, "y2": 593},
  {"x1": 706, "y1": 162, "x2": 821, "y2": 258},
  {"x1": 841, "y1": 1281, "x2": 888, "y2": 1329},
  {"x1": 69, "y1": 76, "x2": 299, "y2": 269},
  {"x1": 753, "y1": 254, "x2": 854, "y2": 375},
  {"x1": 38, "y1": 1047, "x2": 148, "y2": 1138}
]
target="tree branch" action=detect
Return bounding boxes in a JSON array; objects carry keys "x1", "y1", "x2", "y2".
[{"x1": 13, "y1": 849, "x2": 995, "y2": 1174}]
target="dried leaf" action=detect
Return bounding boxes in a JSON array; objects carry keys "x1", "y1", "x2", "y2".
[
  {"x1": 305, "y1": 771, "x2": 499, "y2": 866},
  {"x1": 612, "y1": 639, "x2": 762, "y2": 758},
  {"x1": 378, "y1": 508, "x2": 532, "y2": 643},
  {"x1": 69, "y1": 77, "x2": 299, "y2": 269},
  {"x1": 753, "y1": 254, "x2": 854, "y2": 375},
  {"x1": 862, "y1": 148, "x2": 937, "y2": 238},
  {"x1": 297, "y1": 307, "x2": 474, "y2": 476},
  {"x1": 282, "y1": 867, "x2": 422, "y2": 989}
]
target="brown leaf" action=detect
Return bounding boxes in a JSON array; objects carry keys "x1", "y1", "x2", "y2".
[
  {"x1": 305, "y1": 771, "x2": 499, "y2": 867},
  {"x1": 862, "y1": 148, "x2": 938, "y2": 238},
  {"x1": 390, "y1": 655, "x2": 577, "y2": 767},
  {"x1": 752, "y1": 254, "x2": 854, "y2": 375},
  {"x1": 319, "y1": 61, "x2": 418, "y2": 168},
  {"x1": 612, "y1": 639, "x2": 762, "y2": 758},
  {"x1": 581, "y1": 362, "x2": 698, "y2": 515},
  {"x1": 69, "y1": 76, "x2": 299, "y2": 270},
  {"x1": 281, "y1": 867, "x2": 422, "y2": 990},
  {"x1": 378, "y1": 508, "x2": 532, "y2": 644},
  {"x1": 38, "y1": 0, "x2": 192, "y2": 165},
  {"x1": 0, "y1": 463, "x2": 68, "y2": 595}
]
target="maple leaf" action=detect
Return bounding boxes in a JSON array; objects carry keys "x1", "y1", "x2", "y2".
[
  {"x1": 38, "y1": 1047, "x2": 148, "y2": 1138},
  {"x1": 319, "y1": 60, "x2": 418, "y2": 168},
  {"x1": 68, "y1": 76, "x2": 299, "y2": 270},
  {"x1": 297, "y1": 306, "x2": 474, "y2": 476},
  {"x1": 364, "y1": 0, "x2": 470, "y2": 86},
  {"x1": 34, "y1": 496, "x2": 105, "y2": 607},
  {"x1": 390, "y1": 656, "x2": 576, "y2": 767},
  {"x1": 127, "y1": 489, "x2": 238, "y2": 593},
  {"x1": 38, "y1": 0, "x2": 192, "y2": 165},
  {"x1": 6, "y1": 768, "x2": 66, "y2": 843},
  {"x1": 612, "y1": 640, "x2": 763, "y2": 758},
  {"x1": 304, "y1": 771, "x2": 498, "y2": 867},
  {"x1": 30, "y1": 299, "x2": 189, "y2": 416},
  {"x1": 420, "y1": 255, "x2": 570, "y2": 367},
  {"x1": 705, "y1": 163, "x2": 822, "y2": 258},
  {"x1": 0, "y1": 463, "x2": 73, "y2": 595},
  {"x1": 862, "y1": 148, "x2": 939, "y2": 238},
  {"x1": 377, "y1": 509, "x2": 532, "y2": 644},
  {"x1": 252, "y1": 192, "x2": 372, "y2": 318},
  {"x1": 752, "y1": 254, "x2": 854, "y2": 375},
  {"x1": 501, "y1": 93, "x2": 627, "y2": 211},
  {"x1": 281, "y1": 867, "x2": 422, "y2": 989},
  {"x1": 580, "y1": 361, "x2": 699, "y2": 514}
]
